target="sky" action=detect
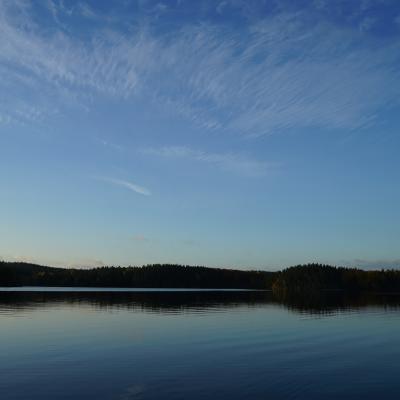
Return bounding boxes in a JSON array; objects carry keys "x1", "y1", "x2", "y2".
[{"x1": 0, "y1": 0, "x2": 399, "y2": 270}]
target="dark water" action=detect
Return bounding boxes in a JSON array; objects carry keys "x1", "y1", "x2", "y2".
[{"x1": 0, "y1": 289, "x2": 399, "y2": 399}]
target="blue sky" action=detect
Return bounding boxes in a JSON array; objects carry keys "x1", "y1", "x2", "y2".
[{"x1": 0, "y1": 0, "x2": 399, "y2": 270}]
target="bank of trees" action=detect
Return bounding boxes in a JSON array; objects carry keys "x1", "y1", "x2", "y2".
[
  {"x1": 0, "y1": 261, "x2": 275, "y2": 289},
  {"x1": 1, "y1": 261, "x2": 400, "y2": 292},
  {"x1": 272, "y1": 263, "x2": 400, "y2": 294}
]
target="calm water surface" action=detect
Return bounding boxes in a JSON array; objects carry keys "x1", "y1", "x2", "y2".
[{"x1": 0, "y1": 289, "x2": 399, "y2": 399}]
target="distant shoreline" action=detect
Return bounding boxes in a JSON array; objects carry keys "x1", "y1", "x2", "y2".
[
  {"x1": 0, "y1": 286, "x2": 268, "y2": 292},
  {"x1": 1, "y1": 261, "x2": 400, "y2": 293}
]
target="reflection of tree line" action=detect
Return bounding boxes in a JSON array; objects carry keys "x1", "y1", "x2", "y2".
[
  {"x1": 1, "y1": 291, "x2": 399, "y2": 316},
  {"x1": 0, "y1": 291, "x2": 273, "y2": 314},
  {"x1": 275, "y1": 291, "x2": 400, "y2": 315}
]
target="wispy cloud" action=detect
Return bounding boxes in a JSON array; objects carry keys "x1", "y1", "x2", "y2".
[
  {"x1": 349, "y1": 259, "x2": 400, "y2": 270},
  {"x1": 0, "y1": 1, "x2": 399, "y2": 134},
  {"x1": 71, "y1": 258, "x2": 105, "y2": 269},
  {"x1": 132, "y1": 235, "x2": 149, "y2": 242},
  {"x1": 98, "y1": 138, "x2": 124, "y2": 152},
  {"x1": 142, "y1": 146, "x2": 276, "y2": 177},
  {"x1": 97, "y1": 177, "x2": 151, "y2": 196},
  {"x1": 1, "y1": 254, "x2": 105, "y2": 269}
]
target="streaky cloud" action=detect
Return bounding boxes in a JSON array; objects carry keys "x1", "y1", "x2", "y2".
[
  {"x1": 97, "y1": 177, "x2": 151, "y2": 196},
  {"x1": 0, "y1": 1, "x2": 399, "y2": 134},
  {"x1": 142, "y1": 146, "x2": 277, "y2": 177},
  {"x1": 349, "y1": 259, "x2": 400, "y2": 270}
]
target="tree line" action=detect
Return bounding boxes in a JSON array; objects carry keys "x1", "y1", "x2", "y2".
[
  {"x1": 0, "y1": 261, "x2": 274, "y2": 289},
  {"x1": 272, "y1": 263, "x2": 400, "y2": 293},
  {"x1": 1, "y1": 261, "x2": 400, "y2": 292}
]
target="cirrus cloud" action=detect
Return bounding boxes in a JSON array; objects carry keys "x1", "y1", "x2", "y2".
[
  {"x1": 141, "y1": 145, "x2": 278, "y2": 177},
  {"x1": 96, "y1": 177, "x2": 151, "y2": 196},
  {"x1": 0, "y1": 1, "x2": 399, "y2": 135}
]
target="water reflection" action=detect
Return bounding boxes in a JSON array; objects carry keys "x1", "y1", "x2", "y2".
[
  {"x1": 1, "y1": 289, "x2": 400, "y2": 400},
  {"x1": 0, "y1": 289, "x2": 399, "y2": 316}
]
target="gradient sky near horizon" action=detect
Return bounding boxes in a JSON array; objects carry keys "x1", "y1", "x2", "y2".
[{"x1": 1, "y1": 0, "x2": 400, "y2": 270}]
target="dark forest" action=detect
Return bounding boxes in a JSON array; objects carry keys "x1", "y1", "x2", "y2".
[{"x1": 1, "y1": 261, "x2": 400, "y2": 292}]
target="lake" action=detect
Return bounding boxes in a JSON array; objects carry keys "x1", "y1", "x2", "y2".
[{"x1": 0, "y1": 289, "x2": 399, "y2": 399}]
